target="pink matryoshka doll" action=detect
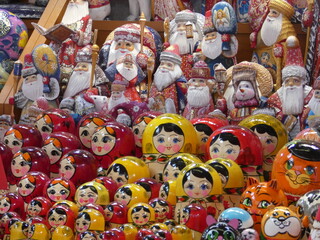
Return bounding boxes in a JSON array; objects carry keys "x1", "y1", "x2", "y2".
[
  {"x1": 26, "y1": 197, "x2": 52, "y2": 219},
  {"x1": 9, "y1": 147, "x2": 50, "y2": 189},
  {"x1": 34, "y1": 108, "x2": 76, "y2": 139},
  {"x1": 94, "y1": 177, "x2": 118, "y2": 202},
  {"x1": 77, "y1": 112, "x2": 115, "y2": 151},
  {"x1": 0, "y1": 193, "x2": 25, "y2": 219},
  {"x1": 43, "y1": 178, "x2": 76, "y2": 203},
  {"x1": 191, "y1": 116, "x2": 229, "y2": 160},
  {"x1": 4, "y1": 124, "x2": 42, "y2": 154},
  {"x1": 59, "y1": 149, "x2": 98, "y2": 187},
  {"x1": 91, "y1": 121, "x2": 135, "y2": 170},
  {"x1": 135, "y1": 178, "x2": 162, "y2": 201},
  {"x1": 46, "y1": 204, "x2": 76, "y2": 232},
  {"x1": 149, "y1": 198, "x2": 173, "y2": 223},
  {"x1": 42, "y1": 132, "x2": 82, "y2": 178},
  {"x1": 104, "y1": 201, "x2": 128, "y2": 229},
  {"x1": 205, "y1": 125, "x2": 264, "y2": 181},
  {"x1": 132, "y1": 111, "x2": 162, "y2": 158}
]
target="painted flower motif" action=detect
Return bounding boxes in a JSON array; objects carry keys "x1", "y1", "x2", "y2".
[
  {"x1": 65, "y1": 46, "x2": 75, "y2": 56},
  {"x1": 133, "y1": 106, "x2": 140, "y2": 112}
]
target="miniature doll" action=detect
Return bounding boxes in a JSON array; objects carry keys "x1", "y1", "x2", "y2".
[
  {"x1": 75, "y1": 181, "x2": 109, "y2": 207},
  {"x1": 158, "y1": 180, "x2": 177, "y2": 207},
  {"x1": 104, "y1": 201, "x2": 128, "y2": 229},
  {"x1": 75, "y1": 208, "x2": 105, "y2": 234},
  {"x1": 0, "y1": 193, "x2": 25, "y2": 219},
  {"x1": 114, "y1": 184, "x2": 149, "y2": 208},
  {"x1": 26, "y1": 197, "x2": 52, "y2": 218},
  {"x1": 149, "y1": 198, "x2": 173, "y2": 223},
  {"x1": 128, "y1": 203, "x2": 155, "y2": 229},
  {"x1": 47, "y1": 204, "x2": 76, "y2": 231},
  {"x1": 135, "y1": 178, "x2": 161, "y2": 200},
  {"x1": 43, "y1": 178, "x2": 76, "y2": 203}
]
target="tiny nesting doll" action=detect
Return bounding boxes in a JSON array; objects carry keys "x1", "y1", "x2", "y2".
[
  {"x1": 206, "y1": 158, "x2": 245, "y2": 209},
  {"x1": 272, "y1": 139, "x2": 320, "y2": 204},
  {"x1": 175, "y1": 163, "x2": 222, "y2": 221},
  {"x1": 104, "y1": 201, "x2": 128, "y2": 229},
  {"x1": 218, "y1": 207, "x2": 254, "y2": 232},
  {"x1": 75, "y1": 181, "x2": 109, "y2": 207},
  {"x1": 93, "y1": 177, "x2": 118, "y2": 202},
  {"x1": 26, "y1": 197, "x2": 52, "y2": 218},
  {"x1": 59, "y1": 149, "x2": 98, "y2": 187},
  {"x1": 42, "y1": 132, "x2": 82, "y2": 178},
  {"x1": 75, "y1": 208, "x2": 105, "y2": 235},
  {"x1": 4, "y1": 124, "x2": 42, "y2": 154},
  {"x1": 34, "y1": 108, "x2": 76, "y2": 139},
  {"x1": 46, "y1": 204, "x2": 76, "y2": 232},
  {"x1": 26, "y1": 223, "x2": 51, "y2": 240},
  {"x1": 43, "y1": 178, "x2": 76, "y2": 203},
  {"x1": 77, "y1": 230, "x2": 97, "y2": 239},
  {"x1": 171, "y1": 224, "x2": 193, "y2": 240},
  {"x1": 0, "y1": 212, "x2": 20, "y2": 239},
  {"x1": 142, "y1": 113, "x2": 198, "y2": 181},
  {"x1": 97, "y1": 228, "x2": 126, "y2": 240},
  {"x1": 51, "y1": 225, "x2": 75, "y2": 240},
  {"x1": 135, "y1": 178, "x2": 162, "y2": 200},
  {"x1": 114, "y1": 183, "x2": 149, "y2": 208},
  {"x1": 158, "y1": 180, "x2": 177, "y2": 207},
  {"x1": 128, "y1": 203, "x2": 155, "y2": 229},
  {"x1": 106, "y1": 156, "x2": 150, "y2": 186},
  {"x1": 239, "y1": 113, "x2": 288, "y2": 181},
  {"x1": 149, "y1": 198, "x2": 173, "y2": 223},
  {"x1": 119, "y1": 223, "x2": 138, "y2": 239},
  {"x1": 91, "y1": 121, "x2": 135, "y2": 170},
  {"x1": 0, "y1": 193, "x2": 25, "y2": 219},
  {"x1": 206, "y1": 125, "x2": 264, "y2": 181}
]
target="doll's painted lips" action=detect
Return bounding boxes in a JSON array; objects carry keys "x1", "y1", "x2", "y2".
[
  {"x1": 98, "y1": 147, "x2": 102, "y2": 152},
  {"x1": 15, "y1": 169, "x2": 20, "y2": 173}
]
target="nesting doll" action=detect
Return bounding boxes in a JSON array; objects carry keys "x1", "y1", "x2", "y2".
[
  {"x1": 175, "y1": 163, "x2": 222, "y2": 221},
  {"x1": 46, "y1": 204, "x2": 75, "y2": 231},
  {"x1": 77, "y1": 230, "x2": 97, "y2": 239},
  {"x1": 119, "y1": 223, "x2": 138, "y2": 239},
  {"x1": 142, "y1": 113, "x2": 198, "y2": 181},
  {"x1": 135, "y1": 178, "x2": 162, "y2": 200},
  {"x1": 26, "y1": 223, "x2": 51, "y2": 240},
  {"x1": 91, "y1": 121, "x2": 135, "y2": 170},
  {"x1": 93, "y1": 177, "x2": 118, "y2": 202},
  {"x1": 171, "y1": 224, "x2": 193, "y2": 240},
  {"x1": 51, "y1": 225, "x2": 74, "y2": 240},
  {"x1": 218, "y1": 207, "x2": 254, "y2": 232},
  {"x1": 0, "y1": 212, "x2": 21, "y2": 239},
  {"x1": 114, "y1": 184, "x2": 149, "y2": 208},
  {"x1": 149, "y1": 198, "x2": 173, "y2": 223},
  {"x1": 0, "y1": 193, "x2": 25, "y2": 219},
  {"x1": 75, "y1": 181, "x2": 109, "y2": 207},
  {"x1": 0, "y1": 142, "x2": 13, "y2": 191},
  {"x1": 42, "y1": 132, "x2": 82, "y2": 178},
  {"x1": 158, "y1": 180, "x2": 177, "y2": 208},
  {"x1": 26, "y1": 197, "x2": 52, "y2": 218},
  {"x1": 75, "y1": 208, "x2": 105, "y2": 234},
  {"x1": 201, "y1": 219, "x2": 241, "y2": 240},
  {"x1": 104, "y1": 201, "x2": 128, "y2": 229},
  {"x1": 128, "y1": 203, "x2": 155, "y2": 229},
  {"x1": 43, "y1": 178, "x2": 76, "y2": 203},
  {"x1": 9, "y1": 220, "x2": 29, "y2": 240}
]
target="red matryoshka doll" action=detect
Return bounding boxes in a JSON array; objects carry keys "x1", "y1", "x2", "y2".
[
  {"x1": 9, "y1": 147, "x2": 50, "y2": 189},
  {"x1": 25, "y1": 216, "x2": 50, "y2": 230},
  {"x1": 239, "y1": 113, "x2": 288, "y2": 181},
  {"x1": 77, "y1": 112, "x2": 115, "y2": 151},
  {"x1": 175, "y1": 163, "x2": 222, "y2": 221},
  {"x1": 162, "y1": 153, "x2": 202, "y2": 182},
  {"x1": 59, "y1": 149, "x2": 98, "y2": 188},
  {"x1": 26, "y1": 223, "x2": 51, "y2": 240},
  {"x1": 119, "y1": 223, "x2": 138, "y2": 239},
  {"x1": 34, "y1": 108, "x2": 76, "y2": 139},
  {"x1": 142, "y1": 113, "x2": 198, "y2": 181},
  {"x1": 106, "y1": 156, "x2": 150, "y2": 186},
  {"x1": 114, "y1": 183, "x2": 149, "y2": 208},
  {"x1": 42, "y1": 132, "x2": 82, "y2": 178},
  {"x1": 51, "y1": 225, "x2": 74, "y2": 240},
  {"x1": 97, "y1": 228, "x2": 126, "y2": 240},
  {"x1": 46, "y1": 204, "x2": 76, "y2": 232},
  {"x1": 75, "y1": 208, "x2": 105, "y2": 235},
  {"x1": 75, "y1": 181, "x2": 109, "y2": 207},
  {"x1": 132, "y1": 111, "x2": 162, "y2": 158},
  {"x1": 3, "y1": 124, "x2": 42, "y2": 154},
  {"x1": 93, "y1": 177, "x2": 118, "y2": 202},
  {"x1": 180, "y1": 203, "x2": 208, "y2": 240},
  {"x1": 261, "y1": 206, "x2": 302, "y2": 240},
  {"x1": 0, "y1": 142, "x2": 13, "y2": 190},
  {"x1": 17, "y1": 171, "x2": 49, "y2": 205},
  {"x1": 149, "y1": 198, "x2": 173, "y2": 223},
  {"x1": 43, "y1": 178, "x2": 76, "y2": 203},
  {"x1": 26, "y1": 197, "x2": 52, "y2": 218},
  {"x1": 272, "y1": 139, "x2": 320, "y2": 204},
  {"x1": 154, "y1": 229, "x2": 172, "y2": 240},
  {"x1": 239, "y1": 177, "x2": 288, "y2": 233},
  {"x1": 206, "y1": 125, "x2": 264, "y2": 181},
  {"x1": 206, "y1": 158, "x2": 245, "y2": 209},
  {"x1": 128, "y1": 203, "x2": 155, "y2": 229},
  {"x1": 135, "y1": 178, "x2": 162, "y2": 200},
  {"x1": 104, "y1": 201, "x2": 128, "y2": 229},
  {"x1": 0, "y1": 193, "x2": 25, "y2": 219},
  {"x1": 91, "y1": 122, "x2": 135, "y2": 170},
  {"x1": 191, "y1": 117, "x2": 229, "y2": 160},
  {"x1": 158, "y1": 180, "x2": 177, "y2": 207},
  {"x1": 135, "y1": 229, "x2": 158, "y2": 240}
]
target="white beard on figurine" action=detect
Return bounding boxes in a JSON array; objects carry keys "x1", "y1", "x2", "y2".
[
  {"x1": 116, "y1": 62, "x2": 138, "y2": 81},
  {"x1": 107, "y1": 41, "x2": 140, "y2": 66},
  {"x1": 153, "y1": 64, "x2": 182, "y2": 91},
  {"x1": 261, "y1": 13, "x2": 283, "y2": 46},
  {"x1": 61, "y1": 0, "x2": 89, "y2": 24},
  {"x1": 108, "y1": 91, "x2": 129, "y2": 111},
  {"x1": 169, "y1": 25, "x2": 199, "y2": 55},
  {"x1": 187, "y1": 85, "x2": 211, "y2": 107},
  {"x1": 21, "y1": 74, "x2": 44, "y2": 101},
  {"x1": 282, "y1": 83, "x2": 304, "y2": 115},
  {"x1": 308, "y1": 94, "x2": 320, "y2": 115},
  {"x1": 201, "y1": 33, "x2": 223, "y2": 60}
]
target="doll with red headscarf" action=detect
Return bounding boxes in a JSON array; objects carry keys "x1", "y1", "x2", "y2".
[
  {"x1": 0, "y1": 193, "x2": 25, "y2": 219},
  {"x1": 26, "y1": 197, "x2": 52, "y2": 219},
  {"x1": 104, "y1": 201, "x2": 128, "y2": 229},
  {"x1": 43, "y1": 178, "x2": 76, "y2": 203}
]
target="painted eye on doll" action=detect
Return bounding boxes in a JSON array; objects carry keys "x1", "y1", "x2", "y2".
[
  {"x1": 174, "y1": 172, "x2": 179, "y2": 178},
  {"x1": 186, "y1": 184, "x2": 194, "y2": 190},
  {"x1": 60, "y1": 190, "x2": 69, "y2": 195},
  {"x1": 81, "y1": 130, "x2": 89, "y2": 136},
  {"x1": 172, "y1": 138, "x2": 181, "y2": 144},
  {"x1": 305, "y1": 166, "x2": 315, "y2": 175},
  {"x1": 92, "y1": 136, "x2": 98, "y2": 142},
  {"x1": 51, "y1": 150, "x2": 61, "y2": 156},
  {"x1": 12, "y1": 140, "x2": 21, "y2": 146},
  {"x1": 258, "y1": 200, "x2": 270, "y2": 209},
  {"x1": 102, "y1": 136, "x2": 112, "y2": 143},
  {"x1": 41, "y1": 126, "x2": 52, "y2": 132},
  {"x1": 223, "y1": 231, "x2": 235, "y2": 240},
  {"x1": 242, "y1": 198, "x2": 252, "y2": 207},
  {"x1": 143, "y1": 214, "x2": 148, "y2": 219},
  {"x1": 201, "y1": 137, "x2": 208, "y2": 143},
  {"x1": 226, "y1": 149, "x2": 233, "y2": 154},
  {"x1": 212, "y1": 147, "x2": 219, "y2": 153},
  {"x1": 200, "y1": 184, "x2": 210, "y2": 190},
  {"x1": 157, "y1": 137, "x2": 165, "y2": 143},
  {"x1": 266, "y1": 139, "x2": 274, "y2": 144},
  {"x1": 285, "y1": 159, "x2": 294, "y2": 170},
  {"x1": 48, "y1": 189, "x2": 56, "y2": 195},
  {"x1": 133, "y1": 128, "x2": 139, "y2": 135}
]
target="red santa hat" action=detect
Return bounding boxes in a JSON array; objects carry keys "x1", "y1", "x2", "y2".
[
  {"x1": 175, "y1": 9, "x2": 197, "y2": 24},
  {"x1": 203, "y1": 10, "x2": 216, "y2": 35},
  {"x1": 76, "y1": 45, "x2": 92, "y2": 63},
  {"x1": 114, "y1": 24, "x2": 140, "y2": 43},
  {"x1": 282, "y1": 36, "x2": 307, "y2": 82},
  {"x1": 191, "y1": 61, "x2": 211, "y2": 79},
  {"x1": 160, "y1": 44, "x2": 182, "y2": 65},
  {"x1": 22, "y1": 54, "x2": 37, "y2": 77}
]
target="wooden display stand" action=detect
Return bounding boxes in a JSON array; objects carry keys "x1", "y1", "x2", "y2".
[{"x1": 0, "y1": 0, "x2": 307, "y2": 116}]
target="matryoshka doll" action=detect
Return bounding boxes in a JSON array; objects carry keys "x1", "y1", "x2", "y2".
[
  {"x1": 93, "y1": 177, "x2": 118, "y2": 202},
  {"x1": 171, "y1": 224, "x2": 193, "y2": 240},
  {"x1": 3, "y1": 124, "x2": 42, "y2": 154},
  {"x1": 0, "y1": 212, "x2": 20, "y2": 239},
  {"x1": 9, "y1": 147, "x2": 50, "y2": 191},
  {"x1": 135, "y1": 178, "x2": 162, "y2": 200},
  {"x1": 175, "y1": 163, "x2": 222, "y2": 221},
  {"x1": 76, "y1": 230, "x2": 97, "y2": 239},
  {"x1": 218, "y1": 207, "x2": 254, "y2": 232},
  {"x1": 75, "y1": 208, "x2": 105, "y2": 235},
  {"x1": 51, "y1": 225, "x2": 75, "y2": 240},
  {"x1": 206, "y1": 125, "x2": 264, "y2": 181},
  {"x1": 26, "y1": 223, "x2": 50, "y2": 240},
  {"x1": 7, "y1": 218, "x2": 28, "y2": 240},
  {"x1": 91, "y1": 121, "x2": 135, "y2": 170},
  {"x1": 43, "y1": 178, "x2": 76, "y2": 203},
  {"x1": 128, "y1": 203, "x2": 155, "y2": 229},
  {"x1": 272, "y1": 140, "x2": 320, "y2": 204},
  {"x1": 119, "y1": 223, "x2": 138, "y2": 239},
  {"x1": 239, "y1": 113, "x2": 288, "y2": 181},
  {"x1": 191, "y1": 117, "x2": 229, "y2": 160},
  {"x1": 149, "y1": 198, "x2": 173, "y2": 223},
  {"x1": 106, "y1": 156, "x2": 150, "y2": 186},
  {"x1": 163, "y1": 153, "x2": 202, "y2": 182},
  {"x1": 59, "y1": 149, "x2": 98, "y2": 187},
  {"x1": 142, "y1": 113, "x2": 198, "y2": 181},
  {"x1": 77, "y1": 112, "x2": 115, "y2": 151},
  {"x1": 46, "y1": 204, "x2": 75, "y2": 232},
  {"x1": 75, "y1": 181, "x2": 109, "y2": 207},
  {"x1": 0, "y1": 193, "x2": 25, "y2": 219},
  {"x1": 97, "y1": 228, "x2": 126, "y2": 240},
  {"x1": 104, "y1": 201, "x2": 128, "y2": 229},
  {"x1": 34, "y1": 108, "x2": 76, "y2": 139},
  {"x1": 114, "y1": 183, "x2": 149, "y2": 208},
  {"x1": 42, "y1": 132, "x2": 82, "y2": 178},
  {"x1": 206, "y1": 158, "x2": 245, "y2": 209},
  {"x1": 132, "y1": 111, "x2": 162, "y2": 158},
  {"x1": 158, "y1": 180, "x2": 177, "y2": 207},
  {"x1": 26, "y1": 197, "x2": 52, "y2": 218}
]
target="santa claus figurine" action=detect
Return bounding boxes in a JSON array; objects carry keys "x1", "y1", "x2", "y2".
[
  {"x1": 303, "y1": 76, "x2": 320, "y2": 122},
  {"x1": 182, "y1": 61, "x2": 215, "y2": 120},
  {"x1": 107, "y1": 81, "x2": 130, "y2": 111},
  {"x1": 148, "y1": 44, "x2": 187, "y2": 114},
  {"x1": 152, "y1": 0, "x2": 193, "y2": 21}
]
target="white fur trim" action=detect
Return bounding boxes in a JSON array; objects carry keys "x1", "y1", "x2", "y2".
[{"x1": 282, "y1": 65, "x2": 307, "y2": 80}]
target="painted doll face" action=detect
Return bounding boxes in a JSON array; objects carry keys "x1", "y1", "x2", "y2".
[
  {"x1": 4, "y1": 133, "x2": 23, "y2": 153},
  {"x1": 47, "y1": 183, "x2": 70, "y2": 202},
  {"x1": 48, "y1": 210, "x2": 67, "y2": 228},
  {"x1": 107, "y1": 168, "x2": 128, "y2": 185},
  {"x1": 159, "y1": 185, "x2": 168, "y2": 200},
  {"x1": 163, "y1": 164, "x2": 181, "y2": 182},
  {"x1": 235, "y1": 81, "x2": 255, "y2": 101},
  {"x1": 153, "y1": 202, "x2": 169, "y2": 221},
  {"x1": 104, "y1": 207, "x2": 114, "y2": 221},
  {"x1": 209, "y1": 139, "x2": 240, "y2": 161},
  {"x1": 76, "y1": 187, "x2": 98, "y2": 206},
  {"x1": 195, "y1": 130, "x2": 210, "y2": 154},
  {"x1": 91, "y1": 128, "x2": 116, "y2": 156},
  {"x1": 81, "y1": 233, "x2": 96, "y2": 240},
  {"x1": 183, "y1": 172, "x2": 213, "y2": 198},
  {"x1": 75, "y1": 214, "x2": 90, "y2": 233},
  {"x1": 131, "y1": 208, "x2": 151, "y2": 226},
  {"x1": 35, "y1": 116, "x2": 53, "y2": 139},
  {"x1": 42, "y1": 141, "x2": 63, "y2": 165},
  {"x1": 18, "y1": 178, "x2": 35, "y2": 196},
  {"x1": 11, "y1": 154, "x2": 31, "y2": 177},
  {"x1": 153, "y1": 128, "x2": 184, "y2": 155},
  {"x1": 27, "y1": 203, "x2": 42, "y2": 217},
  {"x1": 180, "y1": 210, "x2": 189, "y2": 225},
  {"x1": 79, "y1": 121, "x2": 99, "y2": 149},
  {"x1": 133, "y1": 121, "x2": 147, "y2": 148},
  {"x1": 253, "y1": 130, "x2": 278, "y2": 156},
  {"x1": 114, "y1": 190, "x2": 131, "y2": 206},
  {"x1": 59, "y1": 158, "x2": 75, "y2": 180},
  {"x1": 0, "y1": 198, "x2": 10, "y2": 214}
]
